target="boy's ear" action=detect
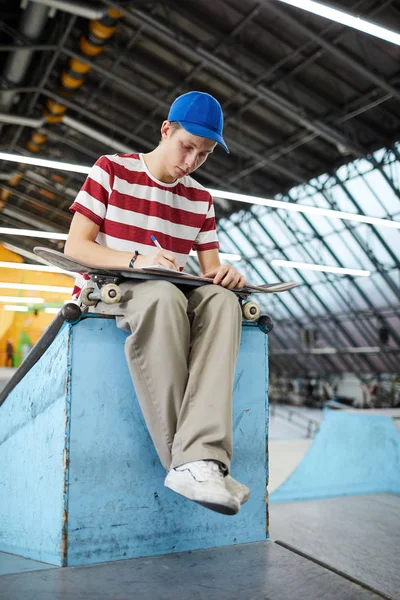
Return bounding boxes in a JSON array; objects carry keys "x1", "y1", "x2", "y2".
[{"x1": 161, "y1": 120, "x2": 172, "y2": 140}]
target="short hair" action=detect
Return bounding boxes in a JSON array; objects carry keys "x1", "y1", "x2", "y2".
[
  {"x1": 160, "y1": 121, "x2": 182, "y2": 144},
  {"x1": 169, "y1": 121, "x2": 182, "y2": 132}
]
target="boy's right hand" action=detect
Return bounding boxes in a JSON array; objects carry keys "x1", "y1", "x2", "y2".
[{"x1": 135, "y1": 250, "x2": 180, "y2": 271}]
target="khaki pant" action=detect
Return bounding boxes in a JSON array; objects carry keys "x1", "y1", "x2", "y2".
[{"x1": 93, "y1": 280, "x2": 242, "y2": 472}]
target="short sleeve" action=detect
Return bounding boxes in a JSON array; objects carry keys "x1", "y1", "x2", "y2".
[
  {"x1": 69, "y1": 155, "x2": 114, "y2": 227},
  {"x1": 193, "y1": 197, "x2": 220, "y2": 251}
]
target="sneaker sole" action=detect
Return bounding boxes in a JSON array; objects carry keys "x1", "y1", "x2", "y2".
[
  {"x1": 193, "y1": 499, "x2": 238, "y2": 516},
  {"x1": 165, "y1": 478, "x2": 240, "y2": 516}
]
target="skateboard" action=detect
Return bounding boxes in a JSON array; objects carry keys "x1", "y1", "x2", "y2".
[{"x1": 34, "y1": 247, "x2": 298, "y2": 322}]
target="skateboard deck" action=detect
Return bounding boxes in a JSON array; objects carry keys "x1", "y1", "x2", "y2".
[{"x1": 34, "y1": 247, "x2": 298, "y2": 321}]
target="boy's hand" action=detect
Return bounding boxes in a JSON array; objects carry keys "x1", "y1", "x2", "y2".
[
  {"x1": 204, "y1": 264, "x2": 246, "y2": 289},
  {"x1": 135, "y1": 250, "x2": 180, "y2": 271}
]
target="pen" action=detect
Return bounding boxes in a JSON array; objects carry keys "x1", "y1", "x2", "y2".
[
  {"x1": 151, "y1": 235, "x2": 163, "y2": 250},
  {"x1": 151, "y1": 234, "x2": 181, "y2": 272}
]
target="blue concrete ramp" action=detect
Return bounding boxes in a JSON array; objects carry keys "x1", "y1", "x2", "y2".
[
  {"x1": 0, "y1": 316, "x2": 269, "y2": 566},
  {"x1": 270, "y1": 410, "x2": 400, "y2": 503}
]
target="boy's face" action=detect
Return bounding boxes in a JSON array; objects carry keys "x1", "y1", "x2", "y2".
[{"x1": 161, "y1": 121, "x2": 216, "y2": 180}]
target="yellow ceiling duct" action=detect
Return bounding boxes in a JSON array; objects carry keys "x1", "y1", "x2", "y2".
[{"x1": 24, "y1": 8, "x2": 124, "y2": 158}]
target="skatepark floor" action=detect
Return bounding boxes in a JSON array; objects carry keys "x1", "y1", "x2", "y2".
[
  {"x1": 1, "y1": 407, "x2": 398, "y2": 598},
  {"x1": 0, "y1": 528, "x2": 396, "y2": 600},
  {"x1": 269, "y1": 492, "x2": 400, "y2": 600},
  {"x1": 1, "y1": 490, "x2": 398, "y2": 597}
]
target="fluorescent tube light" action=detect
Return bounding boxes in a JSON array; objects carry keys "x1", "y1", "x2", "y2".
[
  {"x1": 1, "y1": 153, "x2": 398, "y2": 231},
  {"x1": 275, "y1": 0, "x2": 400, "y2": 46},
  {"x1": 270, "y1": 259, "x2": 371, "y2": 277},
  {"x1": 310, "y1": 347, "x2": 337, "y2": 354},
  {"x1": 209, "y1": 189, "x2": 400, "y2": 231},
  {"x1": 44, "y1": 307, "x2": 61, "y2": 314},
  {"x1": 0, "y1": 227, "x2": 67, "y2": 240},
  {"x1": 190, "y1": 250, "x2": 241, "y2": 262},
  {"x1": 0, "y1": 296, "x2": 44, "y2": 304},
  {"x1": 0, "y1": 261, "x2": 74, "y2": 275},
  {"x1": 0, "y1": 282, "x2": 72, "y2": 293},
  {"x1": 346, "y1": 346, "x2": 381, "y2": 354},
  {"x1": 0, "y1": 152, "x2": 90, "y2": 174},
  {"x1": 3, "y1": 305, "x2": 29, "y2": 312},
  {"x1": 310, "y1": 346, "x2": 381, "y2": 354}
]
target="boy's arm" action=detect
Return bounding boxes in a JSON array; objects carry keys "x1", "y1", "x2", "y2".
[
  {"x1": 65, "y1": 213, "x2": 179, "y2": 270},
  {"x1": 65, "y1": 213, "x2": 134, "y2": 268},
  {"x1": 197, "y1": 248, "x2": 220, "y2": 274},
  {"x1": 197, "y1": 249, "x2": 246, "y2": 289}
]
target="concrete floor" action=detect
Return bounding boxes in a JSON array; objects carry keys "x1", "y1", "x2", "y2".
[
  {"x1": 269, "y1": 493, "x2": 400, "y2": 600},
  {"x1": 1, "y1": 493, "x2": 398, "y2": 599},
  {"x1": 0, "y1": 552, "x2": 57, "y2": 577},
  {"x1": 268, "y1": 405, "x2": 319, "y2": 492},
  {"x1": 268, "y1": 438, "x2": 312, "y2": 492},
  {"x1": 267, "y1": 407, "x2": 400, "y2": 599},
  {"x1": 0, "y1": 540, "x2": 388, "y2": 600},
  {"x1": 1, "y1": 405, "x2": 398, "y2": 598}
]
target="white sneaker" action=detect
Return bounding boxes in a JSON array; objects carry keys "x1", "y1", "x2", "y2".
[
  {"x1": 225, "y1": 475, "x2": 250, "y2": 505},
  {"x1": 165, "y1": 460, "x2": 240, "y2": 515}
]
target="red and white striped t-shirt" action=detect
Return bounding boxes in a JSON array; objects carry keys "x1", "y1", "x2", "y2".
[{"x1": 69, "y1": 153, "x2": 219, "y2": 300}]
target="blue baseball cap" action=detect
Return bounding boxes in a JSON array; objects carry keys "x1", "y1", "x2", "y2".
[{"x1": 168, "y1": 91, "x2": 229, "y2": 153}]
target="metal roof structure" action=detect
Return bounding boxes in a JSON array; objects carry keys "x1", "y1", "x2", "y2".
[{"x1": 0, "y1": 0, "x2": 399, "y2": 376}]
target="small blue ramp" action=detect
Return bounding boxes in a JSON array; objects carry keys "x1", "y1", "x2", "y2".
[{"x1": 270, "y1": 410, "x2": 400, "y2": 503}]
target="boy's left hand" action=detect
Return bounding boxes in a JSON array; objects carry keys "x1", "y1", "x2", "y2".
[{"x1": 204, "y1": 264, "x2": 246, "y2": 289}]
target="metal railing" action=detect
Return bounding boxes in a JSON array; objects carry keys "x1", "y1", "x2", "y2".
[{"x1": 270, "y1": 402, "x2": 320, "y2": 438}]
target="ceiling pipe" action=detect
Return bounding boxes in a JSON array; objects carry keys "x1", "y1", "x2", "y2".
[
  {"x1": 24, "y1": 169, "x2": 78, "y2": 198},
  {"x1": 0, "y1": 113, "x2": 45, "y2": 128},
  {"x1": 0, "y1": 2, "x2": 50, "y2": 206},
  {"x1": 1, "y1": 205, "x2": 60, "y2": 231},
  {"x1": 26, "y1": 0, "x2": 106, "y2": 20},
  {"x1": 0, "y1": 2, "x2": 49, "y2": 114},
  {"x1": 63, "y1": 115, "x2": 134, "y2": 153},
  {"x1": 26, "y1": 6, "x2": 124, "y2": 154},
  {"x1": 0, "y1": 3, "x2": 124, "y2": 214}
]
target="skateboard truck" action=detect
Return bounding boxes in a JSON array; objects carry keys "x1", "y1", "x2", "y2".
[
  {"x1": 34, "y1": 247, "x2": 298, "y2": 333},
  {"x1": 83, "y1": 278, "x2": 265, "y2": 324},
  {"x1": 81, "y1": 276, "x2": 122, "y2": 306},
  {"x1": 32, "y1": 247, "x2": 296, "y2": 330}
]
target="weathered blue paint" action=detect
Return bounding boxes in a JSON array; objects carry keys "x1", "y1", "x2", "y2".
[
  {"x1": 61, "y1": 324, "x2": 73, "y2": 566},
  {"x1": 66, "y1": 318, "x2": 268, "y2": 565},
  {"x1": 0, "y1": 317, "x2": 268, "y2": 566},
  {"x1": 270, "y1": 409, "x2": 400, "y2": 503},
  {"x1": 0, "y1": 325, "x2": 70, "y2": 564}
]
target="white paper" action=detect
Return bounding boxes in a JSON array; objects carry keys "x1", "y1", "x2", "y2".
[
  {"x1": 136, "y1": 265, "x2": 181, "y2": 272},
  {"x1": 134, "y1": 265, "x2": 201, "y2": 279}
]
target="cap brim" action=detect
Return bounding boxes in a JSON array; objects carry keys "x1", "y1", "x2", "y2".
[{"x1": 178, "y1": 121, "x2": 230, "y2": 153}]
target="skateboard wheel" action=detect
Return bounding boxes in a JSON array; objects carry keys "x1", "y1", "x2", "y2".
[
  {"x1": 101, "y1": 283, "x2": 122, "y2": 304},
  {"x1": 258, "y1": 314, "x2": 274, "y2": 334},
  {"x1": 81, "y1": 287, "x2": 98, "y2": 307},
  {"x1": 242, "y1": 301, "x2": 261, "y2": 321},
  {"x1": 61, "y1": 303, "x2": 82, "y2": 323}
]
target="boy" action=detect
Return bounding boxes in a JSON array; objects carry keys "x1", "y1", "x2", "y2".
[{"x1": 65, "y1": 91, "x2": 249, "y2": 515}]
